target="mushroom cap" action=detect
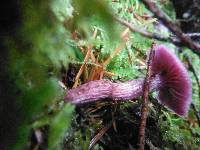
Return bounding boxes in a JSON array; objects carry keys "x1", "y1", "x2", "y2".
[{"x1": 152, "y1": 45, "x2": 192, "y2": 117}]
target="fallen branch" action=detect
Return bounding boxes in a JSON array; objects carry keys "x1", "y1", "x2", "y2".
[
  {"x1": 141, "y1": 0, "x2": 200, "y2": 57},
  {"x1": 115, "y1": 17, "x2": 176, "y2": 44}
]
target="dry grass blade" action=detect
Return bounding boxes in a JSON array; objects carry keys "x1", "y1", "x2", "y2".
[
  {"x1": 103, "y1": 28, "x2": 129, "y2": 66},
  {"x1": 72, "y1": 29, "x2": 98, "y2": 88},
  {"x1": 89, "y1": 122, "x2": 112, "y2": 150}
]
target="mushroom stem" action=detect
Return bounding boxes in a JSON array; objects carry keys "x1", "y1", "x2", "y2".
[{"x1": 65, "y1": 75, "x2": 162, "y2": 104}]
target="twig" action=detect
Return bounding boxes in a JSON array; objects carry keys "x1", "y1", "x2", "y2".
[
  {"x1": 141, "y1": 0, "x2": 200, "y2": 57},
  {"x1": 137, "y1": 43, "x2": 155, "y2": 150}
]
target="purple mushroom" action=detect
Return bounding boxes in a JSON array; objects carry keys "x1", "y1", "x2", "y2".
[{"x1": 65, "y1": 45, "x2": 192, "y2": 117}]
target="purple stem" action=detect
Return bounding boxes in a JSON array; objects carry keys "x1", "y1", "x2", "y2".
[{"x1": 65, "y1": 75, "x2": 162, "y2": 104}]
